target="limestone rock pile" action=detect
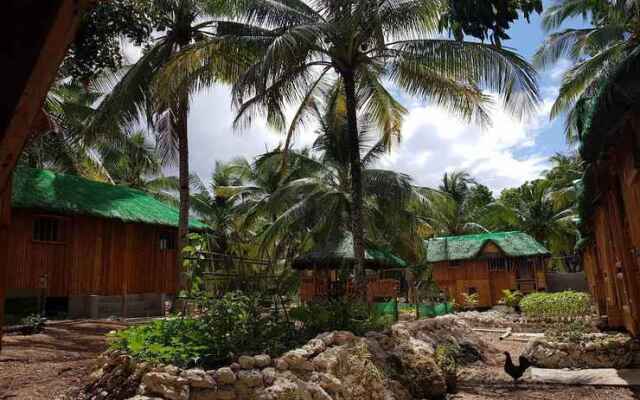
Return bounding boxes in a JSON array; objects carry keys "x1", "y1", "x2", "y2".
[{"x1": 82, "y1": 315, "x2": 486, "y2": 400}]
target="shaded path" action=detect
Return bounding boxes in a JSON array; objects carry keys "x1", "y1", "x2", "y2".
[{"x1": 0, "y1": 320, "x2": 127, "y2": 400}]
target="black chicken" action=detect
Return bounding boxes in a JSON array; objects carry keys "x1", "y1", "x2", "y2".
[{"x1": 503, "y1": 352, "x2": 531, "y2": 382}]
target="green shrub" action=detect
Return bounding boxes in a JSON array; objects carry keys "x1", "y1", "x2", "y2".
[
  {"x1": 110, "y1": 292, "x2": 301, "y2": 367},
  {"x1": 545, "y1": 320, "x2": 590, "y2": 343},
  {"x1": 289, "y1": 298, "x2": 392, "y2": 337},
  {"x1": 461, "y1": 293, "x2": 479, "y2": 309},
  {"x1": 110, "y1": 293, "x2": 391, "y2": 368},
  {"x1": 499, "y1": 290, "x2": 524, "y2": 309},
  {"x1": 520, "y1": 291, "x2": 591, "y2": 321}
]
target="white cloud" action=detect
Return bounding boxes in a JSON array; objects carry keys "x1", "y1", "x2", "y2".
[
  {"x1": 376, "y1": 97, "x2": 552, "y2": 193},
  {"x1": 183, "y1": 86, "x2": 554, "y2": 194}
]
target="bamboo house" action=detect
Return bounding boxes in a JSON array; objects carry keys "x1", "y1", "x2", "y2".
[
  {"x1": 292, "y1": 234, "x2": 407, "y2": 303},
  {"x1": 425, "y1": 231, "x2": 550, "y2": 307},
  {"x1": 577, "y1": 60, "x2": 640, "y2": 335},
  {"x1": 4, "y1": 167, "x2": 207, "y2": 319}
]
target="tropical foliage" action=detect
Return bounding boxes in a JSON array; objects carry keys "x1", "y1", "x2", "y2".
[
  {"x1": 535, "y1": 0, "x2": 640, "y2": 142},
  {"x1": 210, "y1": 0, "x2": 541, "y2": 289}
]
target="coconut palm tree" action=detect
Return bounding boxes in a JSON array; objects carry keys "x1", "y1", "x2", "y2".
[
  {"x1": 534, "y1": 0, "x2": 640, "y2": 142},
  {"x1": 414, "y1": 170, "x2": 491, "y2": 237},
  {"x1": 484, "y1": 179, "x2": 576, "y2": 254},
  {"x1": 257, "y1": 86, "x2": 415, "y2": 262},
  {"x1": 227, "y1": 0, "x2": 540, "y2": 285},
  {"x1": 89, "y1": 0, "x2": 246, "y2": 274}
]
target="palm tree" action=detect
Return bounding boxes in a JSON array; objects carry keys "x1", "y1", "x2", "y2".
[
  {"x1": 534, "y1": 0, "x2": 640, "y2": 142},
  {"x1": 414, "y1": 170, "x2": 490, "y2": 237},
  {"x1": 89, "y1": 0, "x2": 245, "y2": 275},
  {"x1": 484, "y1": 179, "x2": 576, "y2": 255},
  {"x1": 258, "y1": 87, "x2": 415, "y2": 263},
  {"x1": 228, "y1": 0, "x2": 540, "y2": 285}
]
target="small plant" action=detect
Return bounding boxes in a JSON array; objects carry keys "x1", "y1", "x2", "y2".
[
  {"x1": 435, "y1": 343, "x2": 459, "y2": 393},
  {"x1": 19, "y1": 314, "x2": 46, "y2": 335},
  {"x1": 499, "y1": 290, "x2": 523, "y2": 309},
  {"x1": 545, "y1": 320, "x2": 590, "y2": 343},
  {"x1": 520, "y1": 291, "x2": 591, "y2": 321},
  {"x1": 461, "y1": 292, "x2": 479, "y2": 309}
]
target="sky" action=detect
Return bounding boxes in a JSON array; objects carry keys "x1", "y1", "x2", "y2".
[{"x1": 173, "y1": 1, "x2": 587, "y2": 194}]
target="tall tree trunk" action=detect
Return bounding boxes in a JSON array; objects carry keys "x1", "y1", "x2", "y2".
[
  {"x1": 342, "y1": 70, "x2": 366, "y2": 299},
  {"x1": 176, "y1": 94, "x2": 190, "y2": 294}
]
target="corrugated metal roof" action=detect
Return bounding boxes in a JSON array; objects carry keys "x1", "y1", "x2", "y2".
[
  {"x1": 12, "y1": 167, "x2": 208, "y2": 230},
  {"x1": 424, "y1": 231, "x2": 549, "y2": 262}
]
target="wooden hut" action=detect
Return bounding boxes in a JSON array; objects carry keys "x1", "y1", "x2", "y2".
[
  {"x1": 425, "y1": 231, "x2": 550, "y2": 307},
  {"x1": 577, "y1": 59, "x2": 640, "y2": 335},
  {"x1": 4, "y1": 167, "x2": 207, "y2": 319},
  {"x1": 292, "y1": 234, "x2": 407, "y2": 303}
]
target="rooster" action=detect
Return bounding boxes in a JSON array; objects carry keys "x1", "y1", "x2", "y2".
[{"x1": 503, "y1": 352, "x2": 531, "y2": 382}]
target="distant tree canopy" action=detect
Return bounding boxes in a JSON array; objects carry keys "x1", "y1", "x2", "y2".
[
  {"x1": 62, "y1": 0, "x2": 155, "y2": 81},
  {"x1": 440, "y1": 0, "x2": 543, "y2": 46}
]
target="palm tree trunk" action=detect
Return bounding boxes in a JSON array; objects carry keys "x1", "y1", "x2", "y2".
[
  {"x1": 342, "y1": 70, "x2": 366, "y2": 300},
  {"x1": 176, "y1": 94, "x2": 190, "y2": 294}
]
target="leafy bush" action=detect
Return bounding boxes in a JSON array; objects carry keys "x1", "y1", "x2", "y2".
[
  {"x1": 520, "y1": 291, "x2": 591, "y2": 321},
  {"x1": 545, "y1": 320, "x2": 590, "y2": 343},
  {"x1": 461, "y1": 293, "x2": 479, "y2": 309},
  {"x1": 110, "y1": 292, "x2": 301, "y2": 367},
  {"x1": 19, "y1": 314, "x2": 46, "y2": 335},
  {"x1": 499, "y1": 289, "x2": 523, "y2": 309},
  {"x1": 289, "y1": 298, "x2": 392, "y2": 337},
  {"x1": 110, "y1": 293, "x2": 391, "y2": 368}
]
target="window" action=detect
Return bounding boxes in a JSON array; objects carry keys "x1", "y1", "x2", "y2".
[
  {"x1": 33, "y1": 217, "x2": 63, "y2": 243},
  {"x1": 449, "y1": 259, "x2": 462, "y2": 267},
  {"x1": 467, "y1": 287, "x2": 478, "y2": 295},
  {"x1": 159, "y1": 232, "x2": 177, "y2": 250}
]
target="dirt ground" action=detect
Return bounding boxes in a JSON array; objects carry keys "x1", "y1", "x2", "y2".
[
  {"x1": 0, "y1": 320, "x2": 128, "y2": 400},
  {"x1": 2, "y1": 321, "x2": 640, "y2": 399},
  {"x1": 455, "y1": 331, "x2": 640, "y2": 400}
]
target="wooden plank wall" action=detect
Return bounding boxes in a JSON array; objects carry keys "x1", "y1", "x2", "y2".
[{"x1": 6, "y1": 209, "x2": 178, "y2": 297}]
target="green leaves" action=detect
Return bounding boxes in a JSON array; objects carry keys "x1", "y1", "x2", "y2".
[{"x1": 520, "y1": 291, "x2": 591, "y2": 321}]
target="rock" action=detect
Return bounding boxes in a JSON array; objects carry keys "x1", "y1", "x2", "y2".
[
  {"x1": 141, "y1": 372, "x2": 190, "y2": 400},
  {"x1": 181, "y1": 368, "x2": 216, "y2": 388},
  {"x1": 263, "y1": 367, "x2": 277, "y2": 386},
  {"x1": 190, "y1": 389, "x2": 218, "y2": 400},
  {"x1": 274, "y1": 358, "x2": 289, "y2": 371},
  {"x1": 333, "y1": 331, "x2": 355, "y2": 345},
  {"x1": 164, "y1": 365, "x2": 180, "y2": 375},
  {"x1": 230, "y1": 362, "x2": 241, "y2": 371},
  {"x1": 239, "y1": 355, "x2": 256, "y2": 369},
  {"x1": 388, "y1": 337, "x2": 446, "y2": 399},
  {"x1": 523, "y1": 335, "x2": 633, "y2": 369},
  {"x1": 237, "y1": 369, "x2": 264, "y2": 387},
  {"x1": 216, "y1": 367, "x2": 237, "y2": 385},
  {"x1": 303, "y1": 339, "x2": 326, "y2": 355},
  {"x1": 216, "y1": 386, "x2": 237, "y2": 400},
  {"x1": 282, "y1": 349, "x2": 309, "y2": 368},
  {"x1": 316, "y1": 332, "x2": 335, "y2": 347},
  {"x1": 126, "y1": 396, "x2": 164, "y2": 400},
  {"x1": 254, "y1": 354, "x2": 272, "y2": 368},
  {"x1": 258, "y1": 376, "x2": 307, "y2": 400}
]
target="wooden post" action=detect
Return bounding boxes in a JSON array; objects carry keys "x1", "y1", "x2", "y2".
[
  {"x1": 0, "y1": 0, "x2": 92, "y2": 352},
  {"x1": 0, "y1": 179, "x2": 10, "y2": 352}
]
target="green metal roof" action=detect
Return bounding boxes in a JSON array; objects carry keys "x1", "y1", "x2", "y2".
[
  {"x1": 12, "y1": 167, "x2": 208, "y2": 230},
  {"x1": 293, "y1": 233, "x2": 407, "y2": 270},
  {"x1": 424, "y1": 231, "x2": 550, "y2": 263}
]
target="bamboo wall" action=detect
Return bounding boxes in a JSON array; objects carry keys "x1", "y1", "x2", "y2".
[
  {"x1": 5, "y1": 209, "x2": 178, "y2": 297},
  {"x1": 431, "y1": 256, "x2": 546, "y2": 308},
  {"x1": 585, "y1": 116, "x2": 640, "y2": 335}
]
